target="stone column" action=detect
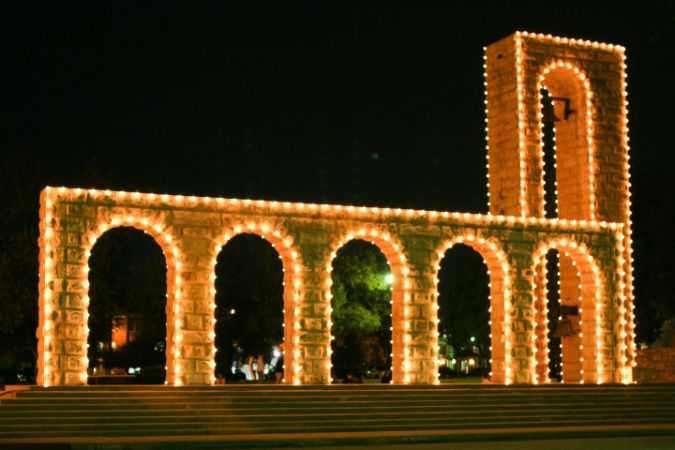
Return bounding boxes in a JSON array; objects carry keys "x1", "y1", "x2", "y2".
[
  {"x1": 401, "y1": 234, "x2": 438, "y2": 384},
  {"x1": 594, "y1": 244, "x2": 624, "y2": 384},
  {"x1": 39, "y1": 198, "x2": 90, "y2": 386},
  {"x1": 293, "y1": 225, "x2": 332, "y2": 384},
  {"x1": 171, "y1": 215, "x2": 218, "y2": 385},
  {"x1": 506, "y1": 237, "x2": 536, "y2": 384}
]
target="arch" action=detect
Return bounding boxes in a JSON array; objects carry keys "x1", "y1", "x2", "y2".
[
  {"x1": 532, "y1": 248, "x2": 584, "y2": 383},
  {"x1": 328, "y1": 239, "x2": 392, "y2": 384},
  {"x1": 79, "y1": 215, "x2": 179, "y2": 386},
  {"x1": 208, "y1": 221, "x2": 302, "y2": 384},
  {"x1": 211, "y1": 232, "x2": 284, "y2": 384},
  {"x1": 536, "y1": 61, "x2": 596, "y2": 221},
  {"x1": 326, "y1": 227, "x2": 410, "y2": 384},
  {"x1": 531, "y1": 239, "x2": 604, "y2": 384},
  {"x1": 86, "y1": 226, "x2": 168, "y2": 383},
  {"x1": 435, "y1": 243, "x2": 491, "y2": 381},
  {"x1": 432, "y1": 235, "x2": 513, "y2": 385}
]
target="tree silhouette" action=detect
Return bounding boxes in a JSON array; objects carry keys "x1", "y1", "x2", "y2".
[{"x1": 330, "y1": 240, "x2": 392, "y2": 380}]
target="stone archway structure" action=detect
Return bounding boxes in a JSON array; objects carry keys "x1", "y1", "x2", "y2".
[{"x1": 36, "y1": 32, "x2": 634, "y2": 386}]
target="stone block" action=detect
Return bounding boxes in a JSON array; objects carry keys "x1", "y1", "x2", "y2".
[{"x1": 38, "y1": 33, "x2": 630, "y2": 387}]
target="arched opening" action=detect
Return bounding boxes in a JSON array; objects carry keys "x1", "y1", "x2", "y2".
[
  {"x1": 534, "y1": 242, "x2": 601, "y2": 384},
  {"x1": 436, "y1": 244, "x2": 491, "y2": 382},
  {"x1": 433, "y1": 237, "x2": 511, "y2": 384},
  {"x1": 213, "y1": 234, "x2": 284, "y2": 383},
  {"x1": 330, "y1": 240, "x2": 393, "y2": 384},
  {"x1": 87, "y1": 227, "x2": 167, "y2": 384},
  {"x1": 538, "y1": 63, "x2": 595, "y2": 221}
]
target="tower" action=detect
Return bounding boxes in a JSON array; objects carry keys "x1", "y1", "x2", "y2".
[{"x1": 484, "y1": 32, "x2": 635, "y2": 379}]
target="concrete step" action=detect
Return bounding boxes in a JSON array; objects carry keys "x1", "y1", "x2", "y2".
[
  {"x1": 9, "y1": 388, "x2": 674, "y2": 400},
  {"x1": 2, "y1": 404, "x2": 673, "y2": 422},
  {"x1": 1, "y1": 385, "x2": 674, "y2": 444},
  {"x1": 2, "y1": 416, "x2": 675, "y2": 439},
  {"x1": 2, "y1": 401, "x2": 673, "y2": 418}
]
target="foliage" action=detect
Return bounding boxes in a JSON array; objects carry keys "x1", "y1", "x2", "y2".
[
  {"x1": 653, "y1": 318, "x2": 675, "y2": 348},
  {"x1": 330, "y1": 240, "x2": 392, "y2": 379}
]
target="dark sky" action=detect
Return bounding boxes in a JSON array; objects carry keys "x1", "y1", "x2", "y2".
[
  {"x1": 4, "y1": 3, "x2": 672, "y2": 210},
  {"x1": 1, "y1": 4, "x2": 674, "y2": 337}
]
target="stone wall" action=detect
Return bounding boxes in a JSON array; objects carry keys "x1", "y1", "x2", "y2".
[
  {"x1": 37, "y1": 187, "x2": 628, "y2": 386},
  {"x1": 35, "y1": 32, "x2": 634, "y2": 387},
  {"x1": 635, "y1": 348, "x2": 675, "y2": 383}
]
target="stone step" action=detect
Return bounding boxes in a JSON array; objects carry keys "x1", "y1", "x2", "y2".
[
  {"x1": 20, "y1": 384, "x2": 675, "y2": 392},
  {"x1": 2, "y1": 416, "x2": 674, "y2": 439},
  {"x1": 13, "y1": 392, "x2": 675, "y2": 404},
  {"x1": 2, "y1": 400, "x2": 672, "y2": 417},
  {"x1": 2, "y1": 385, "x2": 674, "y2": 444},
  {"x1": 4, "y1": 400, "x2": 671, "y2": 413},
  {"x1": 17, "y1": 387, "x2": 675, "y2": 400},
  {"x1": 1, "y1": 408, "x2": 673, "y2": 427},
  {"x1": 11, "y1": 388, "x2": 674, "y2": 399}
]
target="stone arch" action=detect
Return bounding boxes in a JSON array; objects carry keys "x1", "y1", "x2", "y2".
[
  {"x1": 432, "y1": 235, "x2": 513, "y2": 384},
  {"x1": 208, "y1": 221, "x2": 302, "y2": 384},
  {"x1": 325, "y1": 226, "x2": 410, "y2": 384},
  {"x1": 536, "y1": 61, "x2": 596, "y2": 220},
  {"x1": 79, "y1": 215, "x2": 178, "y2": 386},
  {"x1": 531, "y1": 238, "x2": 604, "y2": 384}
]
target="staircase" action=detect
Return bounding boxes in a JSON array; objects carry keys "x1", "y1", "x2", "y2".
[{"x1": 1, "y1": 384, "x2": 674, "y2": 448}]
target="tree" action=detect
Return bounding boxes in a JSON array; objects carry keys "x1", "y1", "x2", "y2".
[
  {"x1": 654, "y1": 318, "x2": 675, "y2": 348},
  {"x1": 330, "y1": 240, "x2": 392, "y2": 379}
]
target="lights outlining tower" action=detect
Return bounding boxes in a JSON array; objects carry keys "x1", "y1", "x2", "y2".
[{"x1": 35, "y1": 32, "x2": 633, "y2": 386}]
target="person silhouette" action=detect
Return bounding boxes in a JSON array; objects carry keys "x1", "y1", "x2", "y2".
[{"x1": 274, "y1": 343, "x2": 285, "y2": 384}]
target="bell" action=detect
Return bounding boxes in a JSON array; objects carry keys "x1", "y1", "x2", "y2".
[{"x1": 542, "y1": 101, "x2": 560, "y2": 123}]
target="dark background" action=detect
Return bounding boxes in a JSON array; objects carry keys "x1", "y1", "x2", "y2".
[{"x1": 1, "y1": 3, "x2": 673, "y2": 364}]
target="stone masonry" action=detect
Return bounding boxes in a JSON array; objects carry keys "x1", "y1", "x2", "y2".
[{"x1": 36, "y1": 32, "x2": 634, "y2": 386}]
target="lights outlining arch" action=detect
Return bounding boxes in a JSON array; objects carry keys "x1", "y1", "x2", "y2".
[
  {"x1": 536, "y1": 60, "x2": 597, "y2": 221},
  {"x1": 431, "y1": 235, "x2": 513, "y2": 385},
  {"x1": 533, "y1": 248, "x2": 584, "y2": 383},
  {"x1": 531, "y1": 238, "x2": 607, "y2": 384},
  {"x1": 511, "y1": 31, "x2": 627, "y2": 221},
  {"x1": 325, "y1": 227, "x2": 410, "y2": 384},
  {"x1": 80, "y1": 215, "x2": 179, "y2": 385},
  {"x1": 208, "y1": 222, "x2": 303, "y2": 385}
]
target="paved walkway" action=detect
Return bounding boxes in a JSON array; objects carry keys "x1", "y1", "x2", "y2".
[{"x1": 326, "y1": 436, "x2": 675, "y2": 449}]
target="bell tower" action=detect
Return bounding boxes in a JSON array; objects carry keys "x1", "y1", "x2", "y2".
[{"x1": 484, "y1": 31, "x2": 635, "y2": 379}]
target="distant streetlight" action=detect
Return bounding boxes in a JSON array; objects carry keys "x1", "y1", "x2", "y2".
[
  {"x1": 384, "y1": 273, "x2": 394, "y2": 285},
  {"x1": 470, "y1": 336, "x2": 476, "y2": 343},
  {"x1": 229, "y1": 309, "x2": 236, "y2": 315}
]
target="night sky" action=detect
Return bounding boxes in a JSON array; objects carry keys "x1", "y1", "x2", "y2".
[{"x1": 2, "y1": 3, "x2": 674, "y2": 341}]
